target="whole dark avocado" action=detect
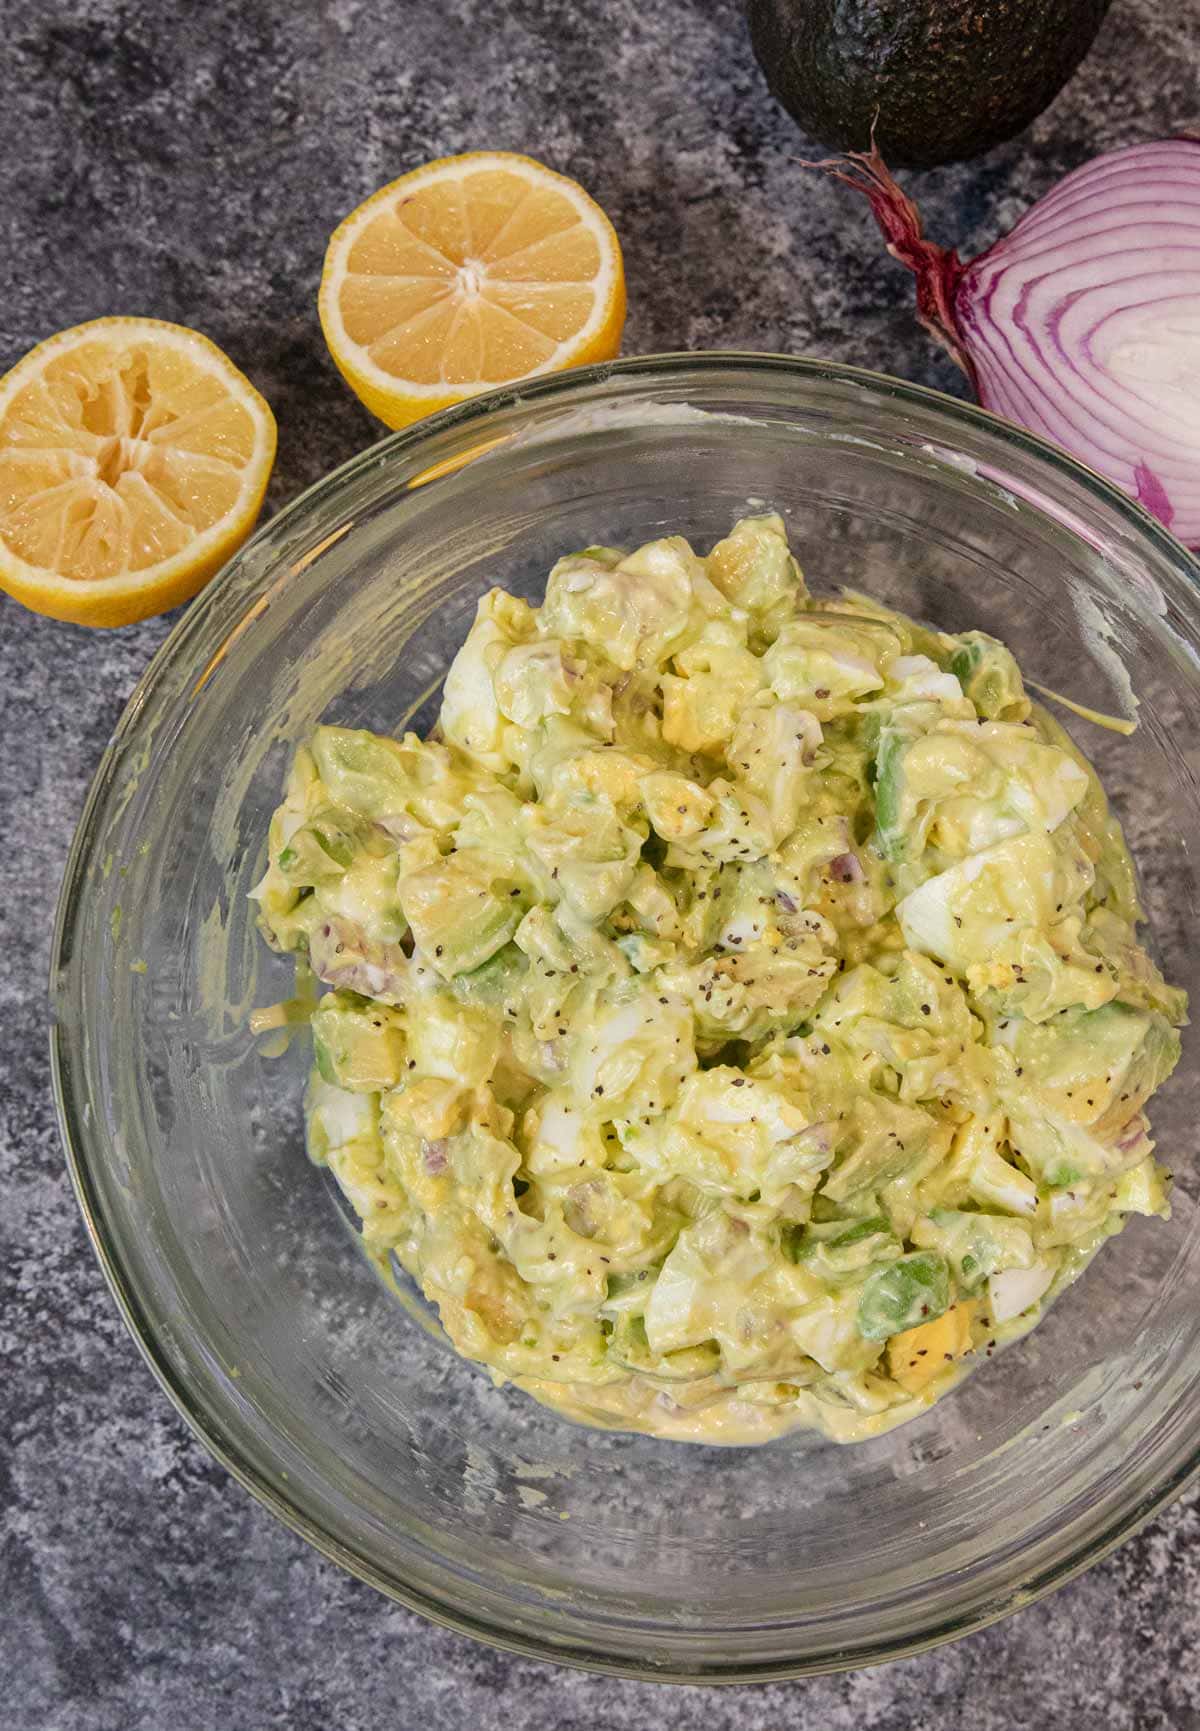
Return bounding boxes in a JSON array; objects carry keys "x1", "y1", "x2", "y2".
[{"x1": 744, "y1": 0, "x2": 1113, "y2": 168}]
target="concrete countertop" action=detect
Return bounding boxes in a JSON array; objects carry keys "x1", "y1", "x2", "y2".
[{"x1": 3, "y1": 1, "x2": 1199, "y2": 1725}]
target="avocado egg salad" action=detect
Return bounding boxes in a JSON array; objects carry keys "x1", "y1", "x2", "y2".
[{"x1": 253, "y1": 514, "x2": 1186, "y2": 1445}]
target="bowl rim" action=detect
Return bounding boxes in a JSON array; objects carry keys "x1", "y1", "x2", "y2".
[{"x1": 49, "y1": 348, "x2": 1200, "y2": 1683}]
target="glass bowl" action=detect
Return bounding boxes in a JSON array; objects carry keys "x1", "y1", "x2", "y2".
[{"x1": 51, "y1": 354, "x2": 1200, "y2": 1681}]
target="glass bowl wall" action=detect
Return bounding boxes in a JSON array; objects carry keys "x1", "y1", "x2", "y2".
[{"x1": 52, "y1": 355, "x2": 1200, "y2": 1680}]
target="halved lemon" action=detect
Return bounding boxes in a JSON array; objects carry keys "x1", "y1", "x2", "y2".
[
  {"x1": 319, "y1": 151, "x2": 626, "y2": 429},
  {"x1": 0, "y1": 318, "x2": 276, "y2": 627}
]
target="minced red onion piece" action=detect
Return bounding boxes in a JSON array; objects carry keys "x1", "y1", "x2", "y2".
[
  {"x1": 829, "y1": 851, "x2": 864, "y2": 884},
  {"x1": 1114, "y1": 1114, "x2": 1151, "y2": 1155},
  {"x1": 421, "y1": 1138, "x2": 448, "y2": 1174},
  {"x1": 809, "y1": 139, "x2": 1200, "y2": 547}
]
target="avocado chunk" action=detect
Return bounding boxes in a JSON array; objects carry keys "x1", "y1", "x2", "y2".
[
  {"x1": 312, "y1": 991, "x2": 407, "y2": 1093},
  {"x1": 857, "y1": 1251, "x2": 951, "y2": 1342},
  {"x1": 399, "y1": 851, "x2": 526, "y2": 979},
  {"x1": 743, "y1": 0, "x2": 1112, "y2": 169},
  {"x1": 946, "y1": 632, "x2": 1030, "y2": 722},
  {"x1": 785, "y1": 1215, "x2": 901, "y2": 1284}
]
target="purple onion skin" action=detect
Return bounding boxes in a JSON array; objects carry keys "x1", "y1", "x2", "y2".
[{"x1": 810, "y1": 140, "x2": 1200, "y2": 548}]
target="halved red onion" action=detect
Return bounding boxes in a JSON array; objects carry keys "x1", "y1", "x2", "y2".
[{"x1": 811, "y1": 140, "x2": 1200, "y2": 547}]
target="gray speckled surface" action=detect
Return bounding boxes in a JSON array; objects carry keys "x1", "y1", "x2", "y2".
[{"x1": 3, "y1": 1, "x2": 1200, "y2": 1725}]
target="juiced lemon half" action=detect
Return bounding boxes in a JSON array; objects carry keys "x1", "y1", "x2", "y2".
[{"x1": 0, "y1": 317, "x2": 276, "y2": 626}]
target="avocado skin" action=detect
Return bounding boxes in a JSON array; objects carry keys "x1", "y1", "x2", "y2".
[{"x1": 744, "y1": 0, "x2": 1112, "y2": 168}]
